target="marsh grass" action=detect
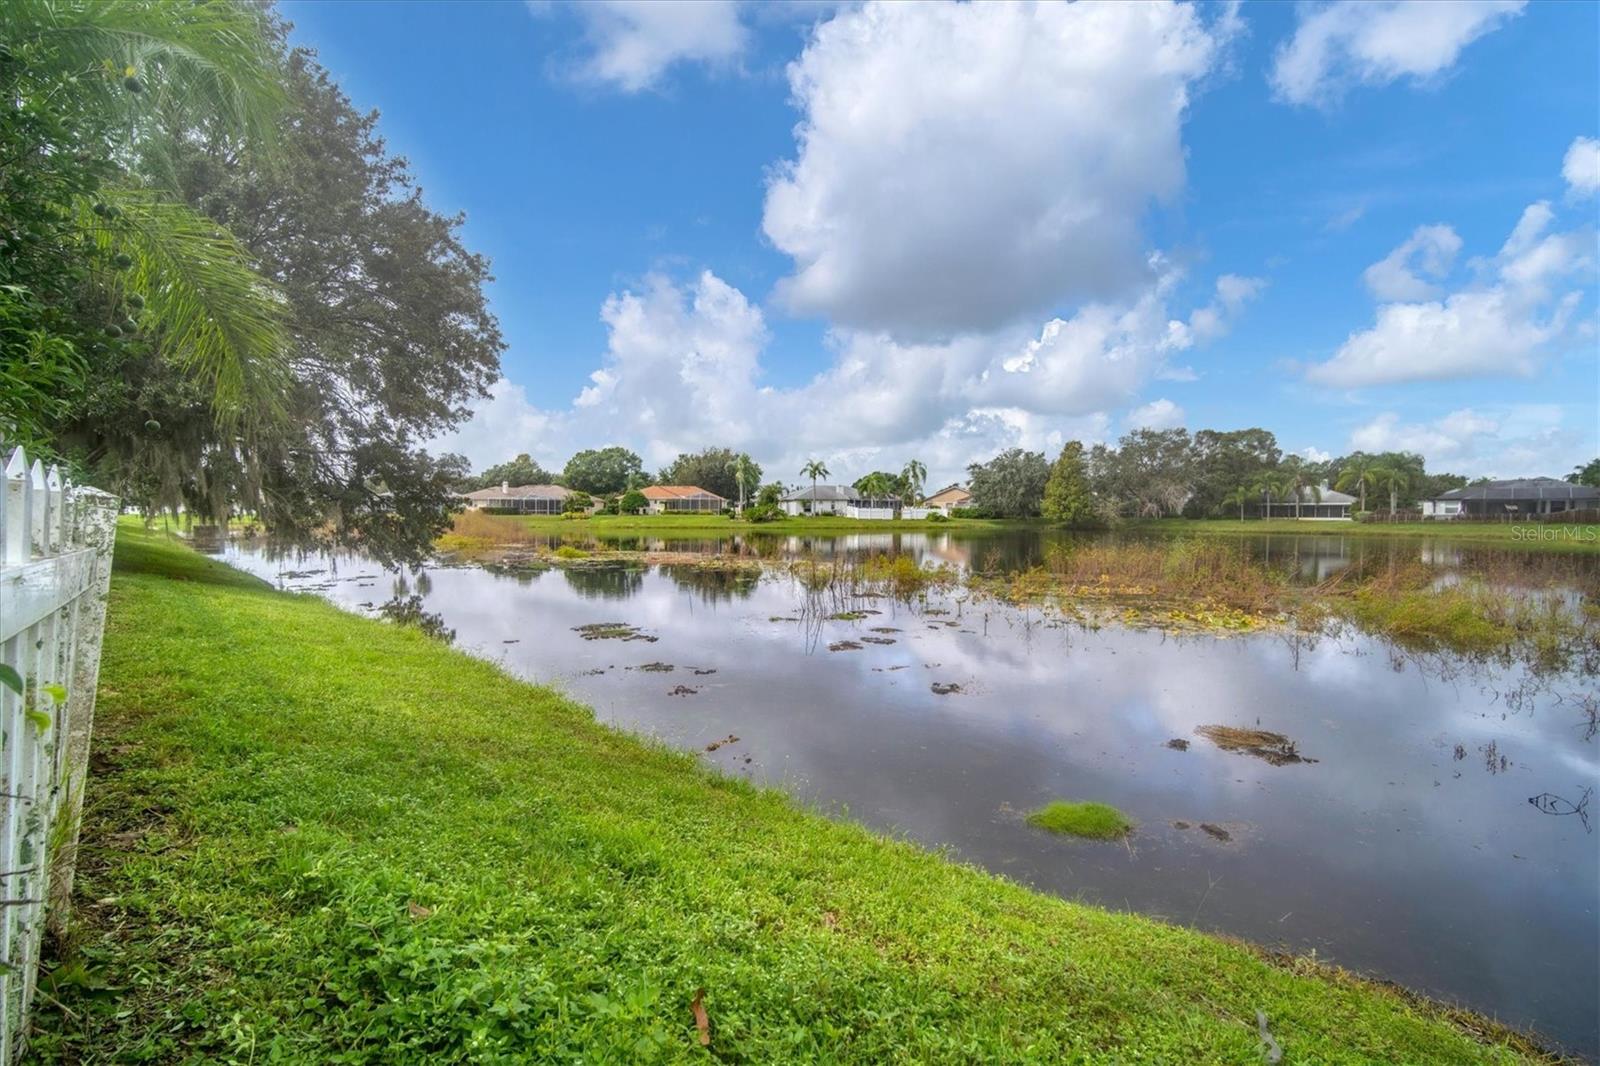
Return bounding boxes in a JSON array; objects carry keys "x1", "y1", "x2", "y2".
[
  {"x1": 973, "y1": 540, "x2": 1595, "y2": 666},
  {"x1": 1027, "y1": 802, "x2": 1134, "y2": 840}
]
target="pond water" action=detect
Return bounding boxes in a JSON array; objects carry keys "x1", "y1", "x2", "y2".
[{"x1": 220, "y1": 531, "x2": 1600, "y2": 1058}]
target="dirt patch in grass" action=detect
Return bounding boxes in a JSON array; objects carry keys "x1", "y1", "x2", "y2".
[
  {"x1": 1027, "y1": 801, "x2": 1133, "y2": 840},
  {"x1": 1195, "y1": 725, "x2": 1317, "y2": 766}
]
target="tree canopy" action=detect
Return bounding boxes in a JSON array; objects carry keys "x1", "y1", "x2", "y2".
[
  {"x1": 563, "y1": 446, "x2": 644, "y2": 496},
  {"x1": 467, "y1": 454, "x2": 556, "y2": 491},
  {"x1": 5, "y1": 4, "x2": 505, "y2": 565},
  {"x1": 657, "y1": 447, "x2": 759, "y2": 502},
  {"x1": 1041, "y1": 442, "x2": 1099, "y2": 528},
  {"x1": 967, "y1": 448, "x2": 1049, "y2": 518}
]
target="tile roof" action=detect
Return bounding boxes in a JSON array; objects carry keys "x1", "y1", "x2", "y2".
[
  {"x1": 641, "y1": 485, "x2": 726, "y2": 500},
  {"x1": 463, "y1": 484, "x2": 569, "y2": 500}
]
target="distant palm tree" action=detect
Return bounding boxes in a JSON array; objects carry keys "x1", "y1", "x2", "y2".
[
  {"x1": 1372, "y1": 465, "x2": 1411, "y2": 515},
  {"x1": 1222, "y1": 484, "x2": 1252, "y2": 521},
  {"x1": 733, "y1": 453, "x2": 755, "y2": 512},
  {"x1": 1256, "y1": 471, "x2": 1290, "y2": 520},
  {"x1": 859, "y1": 472, "x2": 893, "y2": 503},
  {"x1": 1284, "y1": 469, "x2": 1322, "y2": 520},
  {"x1": 800, "y1": 459, "x2": 829, "y2": 513},
  {"x1": 1336, "y1": 460, "x2": 1378, "y2": 513},
  {"x1": 901, "y1": 459, "x2": 927, "y2": 504}
]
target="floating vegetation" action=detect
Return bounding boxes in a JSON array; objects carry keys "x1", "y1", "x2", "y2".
[
  {"x1": 1026, "y1": 801, "x2": 1133, "y2": 840},
  {"x1": 1165, "y1": 738, "x2": 1190, "y2": 751},
  {"x1": 691, "y1": 667, "x2": 717, "y2": 676},
  {"x1": 553, "y1": 545, "x2": 590, "y2": 560},
  {"x1": 828, "y1": 610, "x2": 870, "y2": 621},
  {"x1": 669, "y1": 685, "x2": 699, "y2": 697},
  {"x1": 1199, "y1": 823, "x2": 1232, "y2": 842},
  {"x1": 827, "y1": 640, "x2": 863, "y2": 652},
  {"x1": 1529, "y1": 788, "x2": 1591, "y2": 832},
  {"x1": 703, "y1": 733, "x2": 739, "y2": 751},
  {"x1": 861, "y1": 636, "x2": 897, "y2": 645},
  {"x1": 632, "y1": 662, "x2": 674, "y2": 673},
  {"x1": 869, "y1": 626, "x2": 901, "y2": 634},
  {"x1": 573, "y1": 622, "x2": 657, "y2": 643},
  {"x1": 1172, "y1": 820, "x2": 1192, "y2": 830},
  {"x1": 1195, "y1": 725, "x2": 1317, "y2": 766},
  {"x1": 769, "y1": 616, "x2": 800, "y2": 623},
  {"x1": 930, "y1": 682, "x2": 962, "y2": 695}
]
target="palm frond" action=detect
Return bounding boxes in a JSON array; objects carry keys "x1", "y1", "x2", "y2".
[
  {"x1": 2, "y1": 0, "x2": 284, "y2": 149},
  {"x1": 83, "y1": 187, "x2": 289, "y2": 426}
]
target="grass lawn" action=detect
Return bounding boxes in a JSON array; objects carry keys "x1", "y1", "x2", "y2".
[
  {"x1": 1128, "y1": 517, "x2": 1600, "y2": 552},
  {"x1": 34, "y1": 524, "x2": 1561, "y2": 1062}
]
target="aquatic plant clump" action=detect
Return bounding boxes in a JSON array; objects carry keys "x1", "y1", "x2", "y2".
[
  {"x1": 1194, "y1": 725, "x2": 1316, "y2": 766},
  {"x1": 1027, "y1": 801, "x2": 1134, "y2": 840},
  {"x1": 572, "y1": 622, "x2": 657, "y2": 643}
]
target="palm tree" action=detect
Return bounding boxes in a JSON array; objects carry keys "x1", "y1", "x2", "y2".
[
  {"x1": 4, "y1": 0, "x2": 292, "y2": 424},
  {"x1": 901, "y1": 459, "x2": 927, "y2": 504},
  {"x1": 1222, "y1": 484, "x2": 1252, "y2": 522},
  {"x1": 858, "y1": 472, "x2": 892, "y2": 504},
  {"x1": 1335, "y1": 460, "x2": 1378, "y2": 513},
  {"x1": 1255, "y1": 471, "x2": 1289, "y2": 520},
  {"x1": 800, "y1": 460, "x2": 829, "y2": 499},
  {"x1": 733, "y1": 453, "x2": 754, "y2": 512},
  {"x1": 1282, "y1": 467, "x2": 1321, "y2": 520},
  {"x1": 1372, "y1": 465, "x2": 1411, "y2": 515}
]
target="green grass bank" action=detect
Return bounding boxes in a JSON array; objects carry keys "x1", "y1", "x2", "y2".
[
  {"x1": 1128, "y1": 517, "x2": 1600, "y2": 552},
  {"x1": 34, "y1": 526, "x2": 1562, "y2": 1062}
]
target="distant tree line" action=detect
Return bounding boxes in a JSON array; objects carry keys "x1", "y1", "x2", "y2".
[
  {"x1": 961, "y1": 427, "x2": 1498, "y2": 526},
  {"x1": 464, "y1": 430, "x2": 1599, "y2": 526}
]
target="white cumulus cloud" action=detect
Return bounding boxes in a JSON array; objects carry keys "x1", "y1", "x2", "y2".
[
  {"x1": 1563, "y1": 135, "x2": 1600, "y2": 199},
  {"x1": 1349, "y1": 406, "x2": 1590, "y2": 478},
  {"x1": 762, "y1": 1, "x2": 1227, "y2": 339},
  {"x1": 554, "y1": 0, "x2": 749, "y2": 92},
  {"x1": 1271, "y1": 0, "x2": 1525, "y2": 107},
  {"x1": 1307, "y1": 201, "x2": 1590, "y2": 387},
  {"x1": 1361, "y1": 224, "x2": 1462, "y2": 302},
  {"x1": 435, "y1": 263, "x2": 1247, "y2": 487},
  {"x1": 1126, "y1": 398, "x2": 1186, "y2": 431}
]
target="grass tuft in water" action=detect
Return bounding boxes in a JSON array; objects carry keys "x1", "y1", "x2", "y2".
[{"x1": 1026, "y1": 801, "x2": 1134, "y2": 840}]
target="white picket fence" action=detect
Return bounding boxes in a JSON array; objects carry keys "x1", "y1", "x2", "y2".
[{"x1": 0, "y1": 446, "x2": 118, "y2": 1064}]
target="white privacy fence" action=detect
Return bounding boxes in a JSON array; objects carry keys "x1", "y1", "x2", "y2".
[{"x1": 0, "y1": 447, "x2": 117, "y2": 1064}]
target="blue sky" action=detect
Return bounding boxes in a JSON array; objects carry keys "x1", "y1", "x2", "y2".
[{"x1": 282, "y1": 0, "x2": 1598, "y2": 486}]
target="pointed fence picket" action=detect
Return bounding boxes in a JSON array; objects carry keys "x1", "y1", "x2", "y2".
[{"x1": 0, "y1": 445, "x2": 117, "y2": 1064}]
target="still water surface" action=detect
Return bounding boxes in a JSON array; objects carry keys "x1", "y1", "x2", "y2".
[{"x1": 221, "y1": 530, "x2": 1600, "y2": 1057}]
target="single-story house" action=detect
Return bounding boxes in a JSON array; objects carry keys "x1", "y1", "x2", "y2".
[
  {"x1": 780, "y1": 484, "x2": 900, "y2": 520},
  {"x1": 922, "y1": 484, "x2": 972, "y2": 516},
  {"x1": 462, "y1": 482, "x2": 571, "y2": 514},
  {"x1": 641, "y1": 485, "x2": 727, "y2": 514},
  {"x1": 1251, "y1": 484, "x2": 1354, "y2": 521},
  {"x1": 1422, "y1": 478, "x2": 1599, "y2": 519}
]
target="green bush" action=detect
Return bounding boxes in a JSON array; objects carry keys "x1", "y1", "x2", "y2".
[
  {"x1": 926, "y1": 511, "x2": 950, "y2": 523},
  {"x1": 743, "y1": 503, "x2": 784, "y2": 523}
]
